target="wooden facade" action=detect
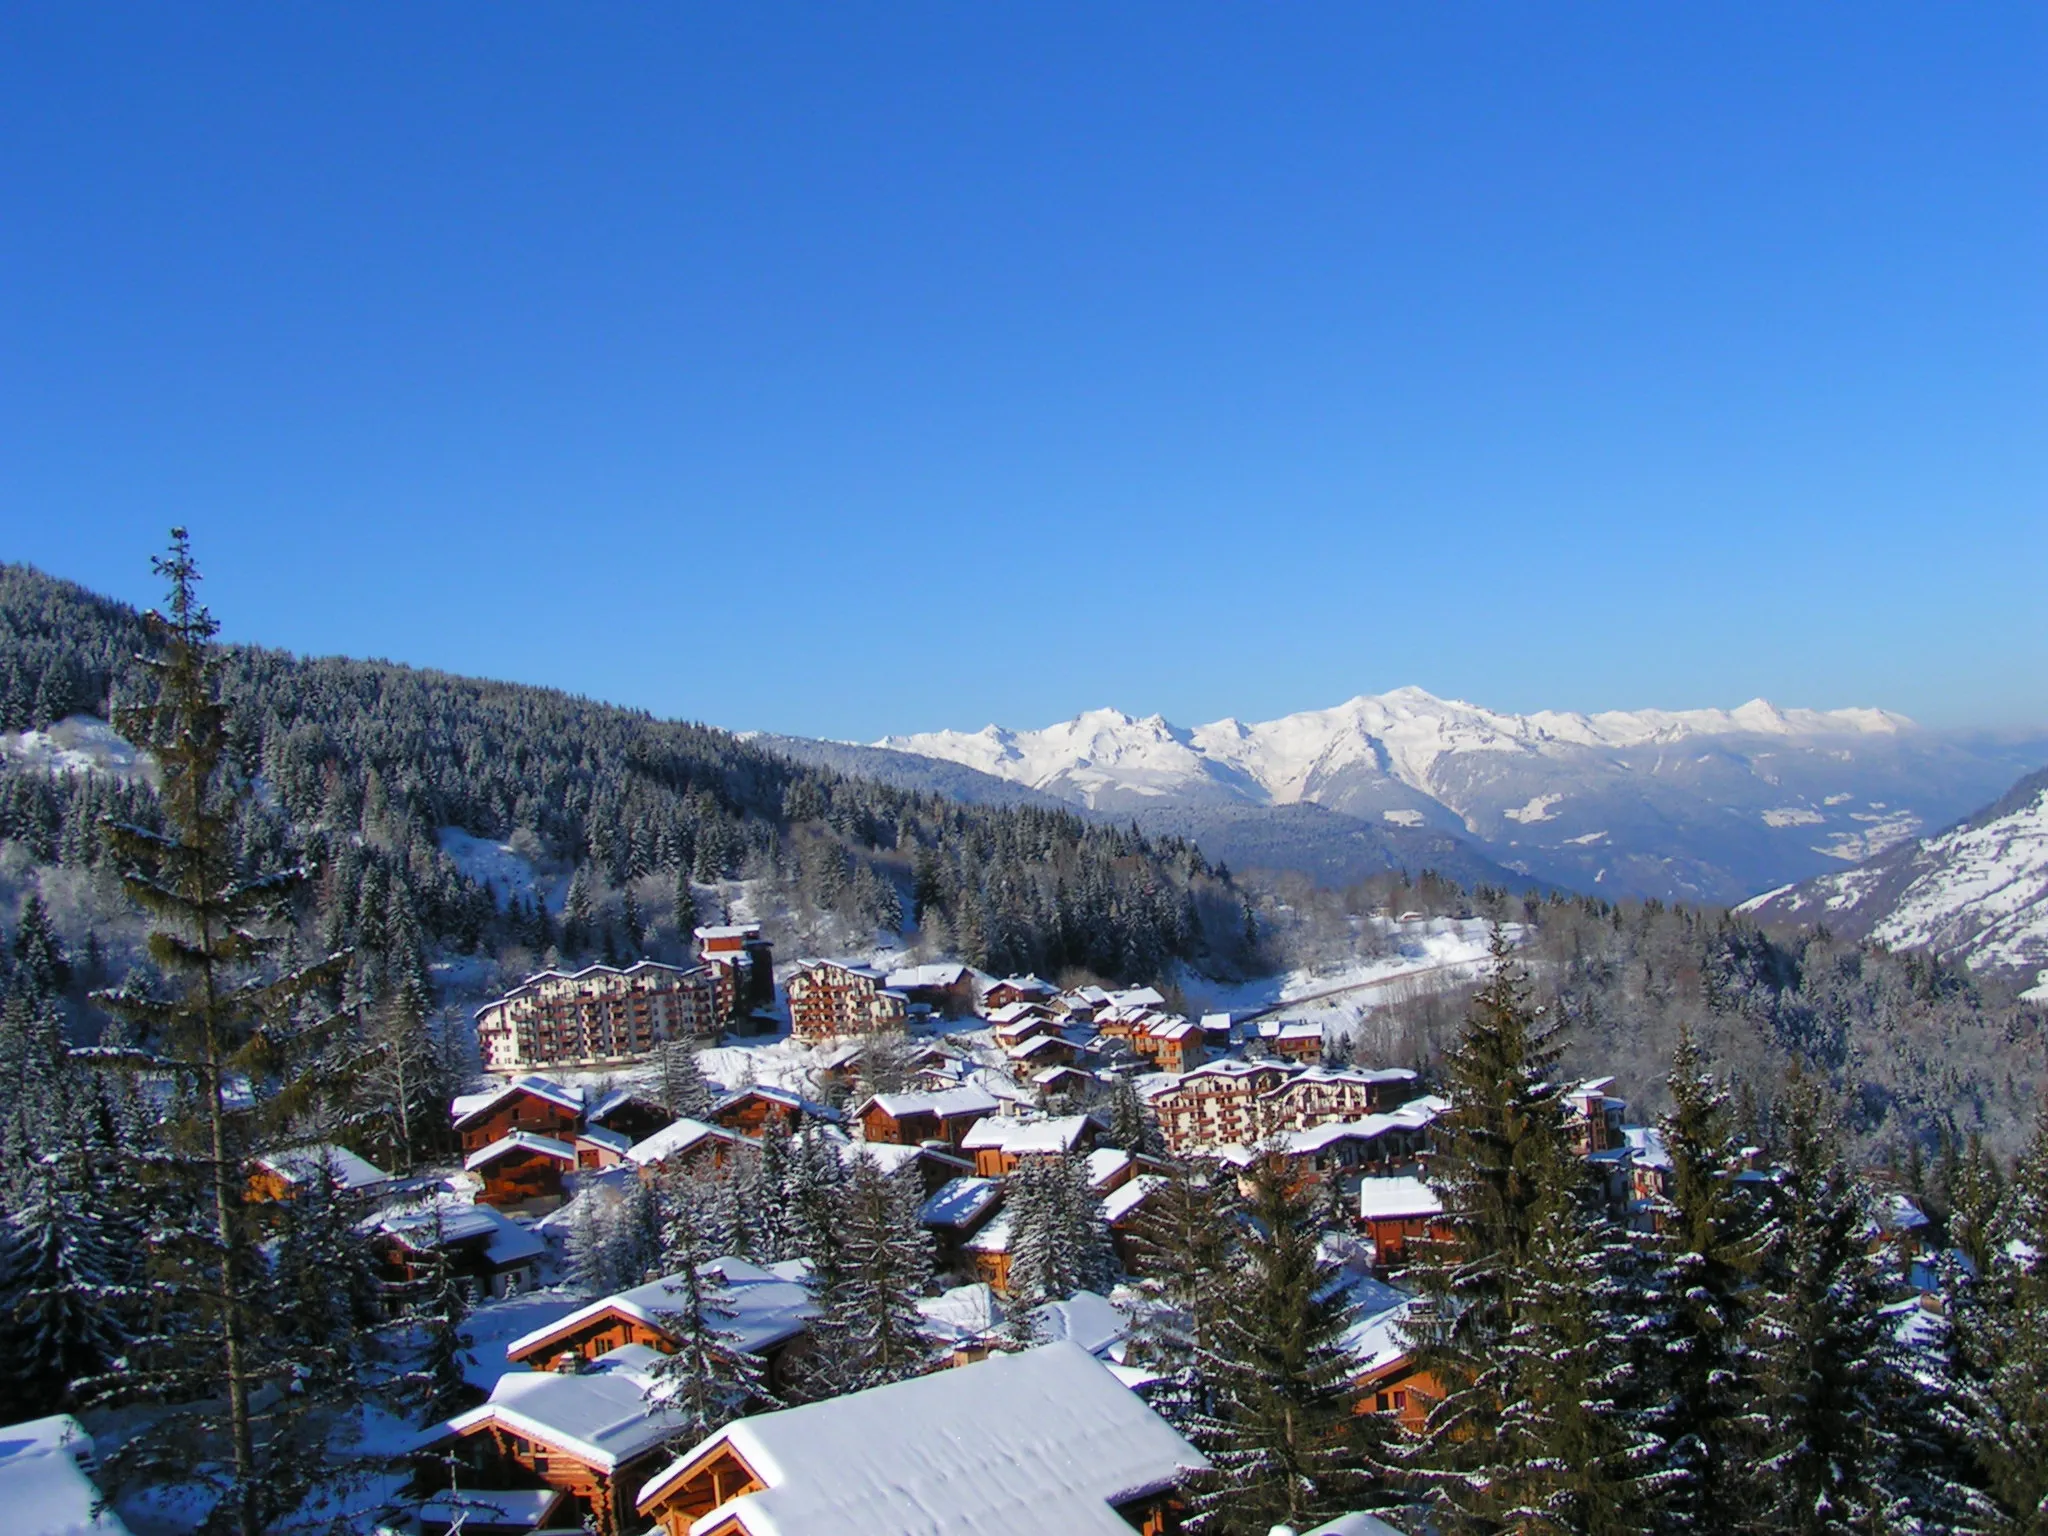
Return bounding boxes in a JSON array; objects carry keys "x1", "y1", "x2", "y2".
[
  {"x1": 639, "y1": 1442, "x2": 769, "y2": 1535},
  {"x1": 429, "y1": 1419, "x2": 664, "y2": 1536},
  {"x1": 469, "y1": 1137, "x2": 574, "y2": 1210},
  {"x1": 455, "y1": 1083, "x2": 584, "y2": 1155}
]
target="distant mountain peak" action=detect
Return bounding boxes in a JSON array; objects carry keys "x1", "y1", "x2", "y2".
[{"x1": 870, "y1": 688, "x2": 2020, "y2": 905}]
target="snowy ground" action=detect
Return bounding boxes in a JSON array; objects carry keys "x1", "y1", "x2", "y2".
[{"x1": 1182, "y1": 915, "x2": 1503, "y2": 1021}]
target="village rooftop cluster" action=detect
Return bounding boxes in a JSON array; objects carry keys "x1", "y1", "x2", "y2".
[{"x1": 4, "y1": 928, "x2": 1947, "y2": 1536}]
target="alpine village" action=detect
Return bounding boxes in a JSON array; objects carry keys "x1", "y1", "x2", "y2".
[{"x1": 0, "y1": 542, "x2": 2041, "y2": 1536}]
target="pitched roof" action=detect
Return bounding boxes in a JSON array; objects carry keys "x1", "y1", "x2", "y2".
[
  {"x1": 624, "y1": 1117, "x2": 737, "y2": 1168},
  {"x1": 463, "y1": 1132, "x2": 578, "y2": 1171},
  {"x1": 253, "y1": 1143, "x2": 390, "y2": 1190},
  {"x1": 960, "y1": 1114, "x2": 1095, "y2": 1156},
  {"x1": 0, "y1": 1414, "x2": 131, "y2": 1536},
  {"x1": 636, "y1": 1342, "x2": 1209, "y2": 1533},
  {"x1": 365, "y1": 1196, "x2": 547, "y2": 1267},
  {"x1": 1356, "y1": 1175, "x2": 1445, "y2": 1221},
  {"x1": 917, "y1": 1176, "x2": 1003, "y2": 1232},
  {"x1": 1102, "y1": 1174, "x2": 1165, "y2": 1225},
  {"x1": 858, "y1": 1085, "x2": 1000, "y2": 1122},
  {"x1": 437, "y1": 1344, "x2": 690, "y2": 1471},
  {"x1": 505, "y1": 1260, "x2": 816, "y2": 1362},
  {"x1": 450, "y1": 1075, "x2": 586, "y2": 1128}
]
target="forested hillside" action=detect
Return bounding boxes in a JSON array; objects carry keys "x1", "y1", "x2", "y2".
[
  {"x1": 1269, "y1": 872, "x2": 2046, "y2": 1158},
  {"x1": 0, "y1": 559, "x2": 1253, "y2": 1040}
]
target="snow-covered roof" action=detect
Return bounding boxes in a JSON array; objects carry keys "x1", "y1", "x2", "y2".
[
  {"x1": 918, "y1": 1176, "x2": 1003, "y2": 1231},
  {"x1": 1108, "y1": 986, "x2": 1166, "y2": 1009},
  {"x1": 0, "y1": 1414, "x2": 130, "y2": 1536},
  {"x1": 253, "y1": 1143, "x2": 389, "y2": 1190},
  {"x1": 624, "y1": 1117, "x2": 736, "y2": 1168},
  {"x1": 587, "y1": 1086, "x2": 666, "y2": 1124},
  {"x1": 1025, "y1": 1290, "x2": 1128, "y2": 1358},
  {"x1": 451, "y1": 1075, "x2": 585, "y2": 1127},
  {"x1": 713, "y1": 1084, "x2": 840, "y2": 1121},
  {"x1": 1102, "y1": 1174, "x2": 1165, "y2": 1225},
  {"x1": 1622, "y1": 1126, "x2": 1672, "y2": 1171},
  {"x1": 696, "y1": 924, "x2": 763, "y2": 941},
  {"x1": 1357, "y1": 1176, "x2": 1444, "y2": 1221},
  {"x1": 463, "y1": 1132, "x2": 577, "y2": 1172},
  {"x1": 637, "y1": 1342, "x2": 1209, "y2": 1533},
  {"x1": 1085, "y1": 1147, "x2": 1134, "y2": 1190},
  {"x1": 915, "y1": 1283, "x2": 1005, "y2": 1345},
  {"x1": 416, "y1": 1490, "x2": 564, "y2": 1530},
  {"x1": 962, "y1": 1208, "x2": 1014, "y2": 1255},
  {"x1": 439, "y1": 1343, "x2": 691, "y2": 1471},
  {"x1": 367, "y1": 1197, "x2": 546, "y2": 1268},
  {"x1": 1883, "y1": 1192, "x2": 1932, "y2": 1233},
  {"x1": 986, "y1": 973, "x2": 1057, "y2": 997},
  {"x1": 794, "y1": 957, "x2": 886, "y2": 980},
  {"x1": 506, "y1": 1260, "x2": 816, "y2": 1362},
  {"x1": 576, "y1": 1126, "x2": 634, "y2": 1156},
  {"x1": 1144, "y1": 1016, "x2": 1197, "y2": 1041},
  {"x1": 1198, "y1": 1012, "x2": 1233, "y2": 1030},
  {"x1": 860, "y1": 1085, "x2": 1000, "y2": 1122},
  {"x1": 986, "y1": 1000, "x2": 1052, "y2": 1026},
  {"x1": 1006, "y1": 1034, "x2": 1069, "y2": 1062},
  {"x1": 885, "y1": 963, "x2": 970, "y2": 990},
  {"x1": 1304, "y1": 1512, "x2": 1409, "y2": 1536},
  {"x1": 1256, "y1": 1019, "x2": 1324, "y2": 1041},
  {"x1": 960, "y1": 1113, "x2": 1096, "y2": 1156}
]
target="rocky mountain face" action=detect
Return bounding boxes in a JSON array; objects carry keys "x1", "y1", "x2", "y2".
[
  {"x1": 870, "y1": 689, "x2": 2048, "y2": 903},
  {"x1": 1741, "y1": 764, "x2": 2048, "y2": 998}
]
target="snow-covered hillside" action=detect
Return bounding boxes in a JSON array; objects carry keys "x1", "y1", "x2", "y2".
[
  {"x1": 1741, "y1": 765, "x2": 2048, "y2": 1000},
  {"x1": 874, "y1": 689, "x2": 2042, "y2": 903}
]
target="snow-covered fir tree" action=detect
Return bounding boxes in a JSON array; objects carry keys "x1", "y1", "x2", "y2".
[
  {"x1": 800, "y1": 1156, "x2": 936, "y2": 1398},
  {"x1": 1951, "y1": 1101, "x2": 2048, "y2": 1530},
  {"x1": 1653, "y1": 1028, "x2": 1767, "y2": 1530},
  {"x1": 1186, "y1": 1151, "x2": 1367, "y2": 1534},
  {"x1": 645, "y1": 1172, "x2": 771, "y2": 1438},
  {"x1": 570, "y1": 1177, "x2": 661, "y2": 1297},
  {"x1": 1004, "y1": 1150, "x2": 1115, "y2": 1309},
  {"x1": 0, "y1": 1136, "x2": 145, "y2": 1414},
  {"x1": 654, "y1": 1037, "x2": 715, "y2": 1121},
  {"x1": 1119, "y1": 1154, "x2": 1239, "y2": 1361},
  {"x1": 263, "y1": 1162, "x2": 381, "y2": 1394},
  {"x1": 1394, "y1": 925, "x2": 1567, "y2": 1499},
  {"x1": 1105, "y1": 1076, "x2": 1162, "y2": 1156},
  {"x1": 1743, "y1": 1071, "x2": 1908, "y2": 1534}
]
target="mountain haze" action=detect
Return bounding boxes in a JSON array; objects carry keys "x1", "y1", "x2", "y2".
[
  {"x1": 1742, "y1": 764, "x2": 2048, "y2": 998},
  {"x1": 877, "y1": 689, "x2": 2048, "y2": 902}
]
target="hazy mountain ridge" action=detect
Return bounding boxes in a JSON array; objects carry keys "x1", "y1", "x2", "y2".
[
  {"x1": 876, "y1": 690, "x2": 2048, "y2": 902},
  {"x1": 1741, "y1": 763, "x2": 2048, "y2": 997}
]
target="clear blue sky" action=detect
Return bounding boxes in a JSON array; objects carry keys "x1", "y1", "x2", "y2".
[{"x1": 2, "y1": 6, "x2": 2042, "y2": 740}]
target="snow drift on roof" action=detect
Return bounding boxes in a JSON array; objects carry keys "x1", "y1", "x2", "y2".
[{"x1": 639, "y1": 1341, "x2": 1208, "y2": 1533}]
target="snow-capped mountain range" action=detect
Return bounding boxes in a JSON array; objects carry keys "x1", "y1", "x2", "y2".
[
  {"x1": 868, "y1": 688, "x2": 2048, "y2": 904},
  {"x1": 1742, "y1": 765, "x2": 2048, "y2": 999}
]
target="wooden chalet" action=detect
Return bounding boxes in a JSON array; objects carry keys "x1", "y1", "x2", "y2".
[
  {"x1": 980, "y1": 974, "x2": 1058, "y2": 1013},
  {"x1": 1350, "y1": 1301, "x2": 1444, "y2": 1438},
  {"x1": 366, "y1": 1198, "x2": 546, "y2": 1309},
  {"x1": 855, "y1": 1084, "x2": 1000, "y2": 1148},
  {"x1": 883, "y1": 962, "x2": 978, "y2": 1018},
  {"x1": 502, "y1": 1260, "x2": 816, "y2": 1393},
  {"x1": 959, "y1": 1112, "x2": 1101, "y2": 1178},
  {"x1": 420, "y1": 1343, "x2": 692, "y2": 1536},
  {"x1": 917, "y1": 1175, "x2": 1005, "y2": 1272},
  {"x1": 1356, "y1": 1175, "x2": 1449, "y2": 1264},
  {"x1": 841, "y1": 1137, "x2": 977, "y2": 1198},
  {"x1": 1254, "y1": 1018, "x2": 1325, "y2": 1064},
  {"x1": 1138, "y1": 1016, "x2": 1204, "y2": 1073},
  {"x1": 244, "y1": 1143, "x2": 389, "y2": 1203},
  {"x1": 465, "y1": 1132, "x2": 576, "y2": 1211},
  {"x1": 623, "y1": 1117, "x2": 752, "y2": 1183},
  {"x1": 1103, "y1": 1174, "x2": 1167, "y2": 1275},
  {"x1": 585, "y1": 1088, "x2": 674, "y2": 1145},
  {"x1": 634, "y1": 1342, "x2": 1209, "y2": 1536},
  {"x1": 1005, "y1": 1031, "x2": 1077, "y2": 1071},
  {"x1": 961, "y1": 1207, "x2": 1015, "y2": 1294},
  {"x1": 572, "y1": 1127, "x2": 632, "y2": 1171},
  {"x1": 452, "y1": 1077, "x2": 586, "y2": 1155},
  {"x1": 710, "y1": 1084, "x2": 836, "y2": 1138}
]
